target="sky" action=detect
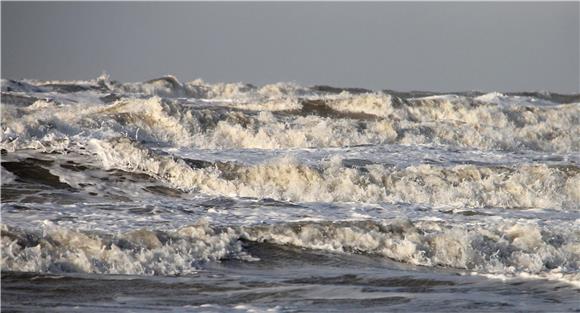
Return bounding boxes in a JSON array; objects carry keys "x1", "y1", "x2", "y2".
[{"x1": 2, "y1": 2, "x2": 579, "y2": 93}]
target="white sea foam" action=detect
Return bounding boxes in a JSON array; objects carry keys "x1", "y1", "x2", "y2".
[
  {"x1": 2, "y1": 76, "x2": 579, "y2": 286},
  {"x1": 86, "y1": 138, "x2": 579, "y2": 210},
  {"x1": 3, "y1": 218, "x2": 577, "y2": 286},
  {"x1": 2, "y1": 81, "x2": 578, "y2": 152},
  {"x1": 1, "y1": 220, "x2": 252, "y2": 275},
  {"x1": 242, "y1": 219, "x2": 580, "y2": 285}
]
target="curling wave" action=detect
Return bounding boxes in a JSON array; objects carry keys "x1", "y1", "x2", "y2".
[
  {"x1": 87, "y1": 138, "x2": 579, "y2": 210},
  {"x1": 1, "y1": 220, "x2": 250, "y2": 275},
  {"x1": 2, "y1": 77, "x2": 579, "y2": 152},
  {"x1": 2, "y1": 218, "x2": 578, "y2": 285}
]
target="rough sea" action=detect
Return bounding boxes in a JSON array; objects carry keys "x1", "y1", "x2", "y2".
[{"x1": 1, "y1": 75, "x2": 579, "y2": 312}]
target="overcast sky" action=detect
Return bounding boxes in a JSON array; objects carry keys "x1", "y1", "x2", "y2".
[{"x1": 2, "y1": 2, "x2": 579, "y2": 93}]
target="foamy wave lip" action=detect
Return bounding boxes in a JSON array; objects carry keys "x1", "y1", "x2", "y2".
[
  {"x1": 475, "y1": 272, "x2": 580, "y2": 289},
  {"x1": 106, "y1": 75, "x2": 313, "y2": 100},
  {"x1": 4, "y1": 218, "x2": 577, "y2": 285},
  {"x1": 1, "y1": 95, "x2": 196, "y2": 151},
  {"x1": 474, "y1": 92, "x2": 565, "y2": 107},
  {"x1": 2, "y1": 76, "x2": 579, "y2": 152},
  {"x1": 321, "y1": 92, "x2": 398, "y2": 117},
  {"x1": 1, "y1": 220, "x2": 254, "y2": 276},
  {"x1": 241, "y1": 219, "x2": 580, "y2": 285},
  {"x1": 86, "y1": 138, "x2": 579, "y2": 210}
]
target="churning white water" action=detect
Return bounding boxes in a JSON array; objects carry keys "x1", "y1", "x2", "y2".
[{"x1": 1, "y1": 75, "x2": 579, "y2": 312}]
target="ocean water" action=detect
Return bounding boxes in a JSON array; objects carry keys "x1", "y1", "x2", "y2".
[{"x1": 1, "y1": 75, "x2": 579, "y2": 312}]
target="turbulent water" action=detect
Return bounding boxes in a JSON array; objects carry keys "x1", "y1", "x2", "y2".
[{"x1": 1, "y1": 75, "x2": 579, "y2": 312}]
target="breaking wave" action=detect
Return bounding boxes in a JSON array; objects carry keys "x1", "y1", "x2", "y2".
[
  {"x1": 2, "y1": 75, "x2": 579, "y2": 286},
  {"x1": 2, "y1": 218, "x2": 578, "y2": 285},
  {"x1": 86, "y1": 138, "x2": 579, "y2": 210},
  {"x1": 1, "y1": 220, "x2": 249, "y2": 276},
  {"x1": 2, "y1": 77, "x2": 578, "y2": 152}
]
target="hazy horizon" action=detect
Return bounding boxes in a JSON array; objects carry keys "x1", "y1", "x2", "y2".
[{"x1": 2, "y1": 2, "x2": 579, "y2": 93}]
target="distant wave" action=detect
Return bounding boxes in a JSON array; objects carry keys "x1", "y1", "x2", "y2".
[{"x1": 2, "y1": 76, "x2": 579, "y2": 153}]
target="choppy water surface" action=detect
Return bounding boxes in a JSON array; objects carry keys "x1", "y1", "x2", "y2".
[{"x1": 1, "y1": 75, "x2": 579, "y2": 312}]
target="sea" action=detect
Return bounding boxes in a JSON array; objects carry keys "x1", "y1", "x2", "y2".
[{"x1": 1, "y1": 75, "x2": 579, "y2": 312}]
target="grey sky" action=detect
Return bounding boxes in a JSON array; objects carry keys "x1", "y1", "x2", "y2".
[{"x1": 2, "y1": 2, "x2": 579, "y2": 93}]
